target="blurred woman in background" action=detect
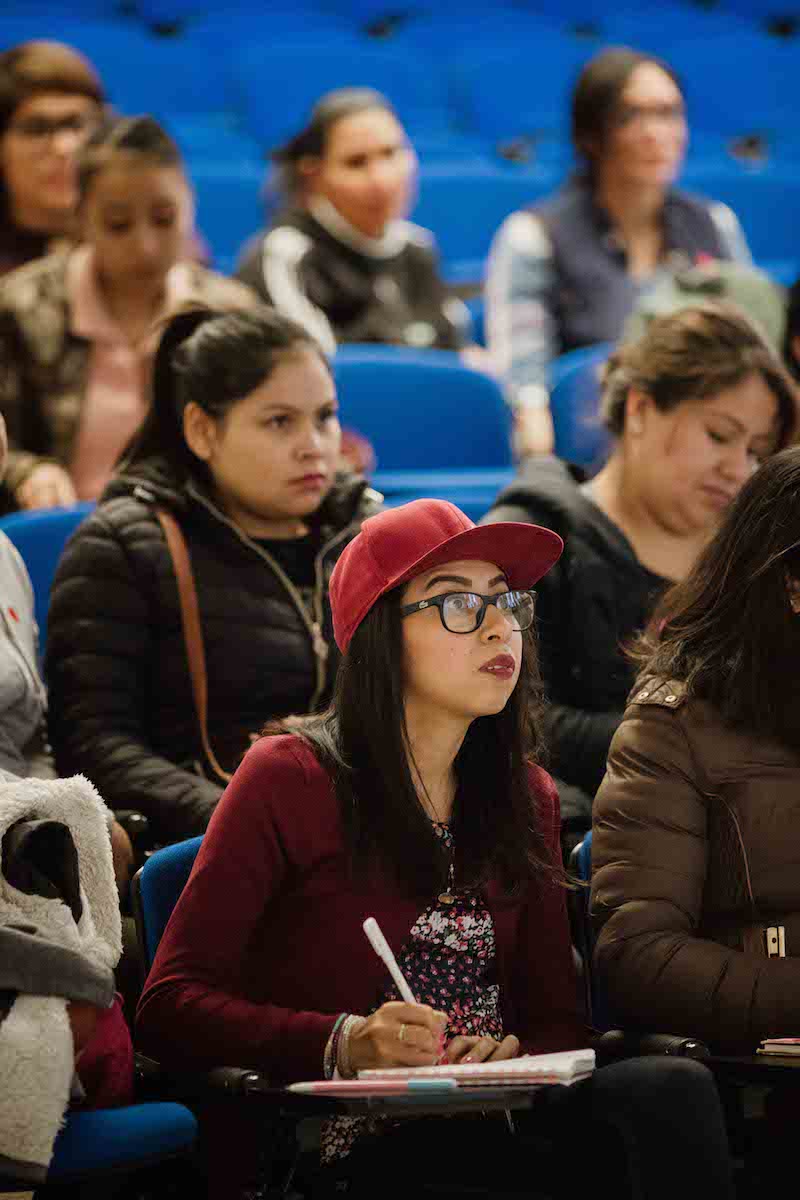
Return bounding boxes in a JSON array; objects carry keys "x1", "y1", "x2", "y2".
[
  {"x1": 0, "y1": 40, "x2": 104, "y2": 276},
  {"x1": 483, "y1": 304, "x2": 797, "y2": 849},
  {"x1": 487, "y1": 46, "x2": 752, "y2": 457},
  {"x1": 235, "y1": 87, "x2": 467, "y2": 353},
  {"x1": 0, "y1": 114, "x2": 255, "y2": 512}
]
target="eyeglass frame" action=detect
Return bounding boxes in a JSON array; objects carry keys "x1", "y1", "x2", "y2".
[
  {"x1": 399, "y1": 588, "x2": 536, "y2": 634},
  {"x1": 7, "y1": 110, "x2": 99, "y2": 145}
]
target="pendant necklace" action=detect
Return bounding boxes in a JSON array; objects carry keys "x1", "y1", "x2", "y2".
[{"x1": 438, "y1": 856, "x2": 456, "y2": 906}]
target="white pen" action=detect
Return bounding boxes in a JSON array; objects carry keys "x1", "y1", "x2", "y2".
[
  {"x1": 364, "y1": 915, "x2": 515, "y2": 1133},
  {"x1": 362, "y1": 916, "x2": 417, "y2": 1004}
]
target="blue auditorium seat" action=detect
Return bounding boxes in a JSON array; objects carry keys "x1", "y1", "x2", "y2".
[
  {"x1": 549, "y1": 343, "x2": 612, "y2": 471},
  {"x1": 191, "y1": 162, "x2": 264, "y2": 272},
  {"x1": 411, "y1": 166, "x2": 557, "y2": 284},
  {"x1": 333, "y1": 346, "x2": 513, "y2": 502},
  {"x1": 681, "y1": 161, "x2": 800, "y2": 283},
  {"x1": 231, "y1": 38, "x2": 454, "y2": 151}
]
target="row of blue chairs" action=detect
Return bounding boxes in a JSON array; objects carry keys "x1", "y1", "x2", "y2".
[
  {"x1": 196, "y1": 159, "x2": 800, "y2": 287},
  {"x1": 3, "y1": 7, "x2": 798, "y2": 154},
  {"x1": 0, "y1": 344, "x2": 607, "y2": 653}
]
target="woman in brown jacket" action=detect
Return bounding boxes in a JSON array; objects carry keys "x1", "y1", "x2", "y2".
[{"x1": 592, "y1": 445, "x2": 800, "y2": 1054}]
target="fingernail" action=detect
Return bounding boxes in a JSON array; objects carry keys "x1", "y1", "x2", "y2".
[{"x1": 462, "y1": 1055, "x2": 474, "y2": 1063}]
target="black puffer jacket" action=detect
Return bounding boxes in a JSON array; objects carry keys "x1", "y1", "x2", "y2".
[
  {"x1": 45, "y1": 459, "x2": 381, "y2": 843},
  {"x1": 482, "y1": 457, "x2": 667, "y2": 818}
]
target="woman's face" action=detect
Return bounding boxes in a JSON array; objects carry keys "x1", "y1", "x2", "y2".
[
  {"x1": 305, "y1": 107, "x2": 414, "y2": 238},
  {"x1": 600, "y1": 62, "x2": 687, "y2": 189},
  {"x1": 401, "y1": 559, "x2": 523, "y2": 727},
  {"x1": 80, "y1": 161, "x2": 191, "y2": 289},
  {"x1": 627, "y1": 371, "x2": 780, "y2": 536},
  {"x1": 185, "y1": 347, "x2": 341, "y2": 537},
  {"x1": 1, "y1": 91, "x2": 99, "y2": 229}
]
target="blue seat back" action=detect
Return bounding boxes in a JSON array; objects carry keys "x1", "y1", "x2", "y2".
[
  {"x1": 549, "y1": 343, "x2": 612, "y2": 470},
  {"x1": 133, "y1": 837, "x2": 203, "y2": 972},
  {"x1": 411, "y1": 167, "x2": 556, "y2": 282},
  {"x1": 569, "y1": 829, "x2": 613, "y2": 1031},
  {"x1": 47, "y1": 1103, "x2": 197, "y2": 1182},
  {"x1": 334, "y1": 347, "x2": 512, "y2": 471},
  {"x1": 0, "y1": 503, "x2": 95, "y2": 655}
]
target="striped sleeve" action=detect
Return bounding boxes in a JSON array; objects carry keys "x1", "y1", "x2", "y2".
[
  {"x1": 708, "y1": 202, "x2": 753, "y2": 266},
  {"x1": 485, "y1": 210, "x2": 557, "y2": 410},
  {"x1": 260, "y1": 227, "x2": 337, "y2": 354}
]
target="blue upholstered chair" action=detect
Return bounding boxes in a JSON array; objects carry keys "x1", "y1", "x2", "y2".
[
  {"x1": 334, "y1": 346, "x2": 515, "y2": 505},
  {"x1": 549, "y1": 343, "x2": 612, "y2": 471},
  {"x1": 0, "y1": 1102, "x2": 198, "y2": 1194},
  {"x1": 133, "y1": 836, "x2": 204, "y2": 973}
]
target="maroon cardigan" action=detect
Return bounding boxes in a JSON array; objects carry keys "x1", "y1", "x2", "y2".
[{"x1": 136, "y1": 734, "x2": 584, "y2": 1083}]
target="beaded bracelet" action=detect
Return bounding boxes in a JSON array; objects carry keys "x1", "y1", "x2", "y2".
[
  {"x1": 323, "y1": 1013, "x2": 347, "y2": 1080},
  {"x1": 336, "y1": 1014, "x2": 367, "y2": 1080}
]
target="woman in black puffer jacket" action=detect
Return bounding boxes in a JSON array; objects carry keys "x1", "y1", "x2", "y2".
[{"x1": 45, "y1": 306, "x2": 381, "y2": 844}]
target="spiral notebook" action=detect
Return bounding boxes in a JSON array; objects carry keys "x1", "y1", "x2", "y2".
[{"x1": 359, "y1": 1048, "x2": 595, "y2": 1087}]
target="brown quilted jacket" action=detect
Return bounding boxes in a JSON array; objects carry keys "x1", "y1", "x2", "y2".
[{"x1": 591, "y1": 674, "x2": 800, "y2": 1052}]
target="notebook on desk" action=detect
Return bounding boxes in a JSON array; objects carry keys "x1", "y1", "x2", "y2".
[
  {"x1": 359, "y1": 1048, "x2": 595, "y2": 1086},
  {"x1": 758, "y1": 1038, "x2": 800, "y2": 1056}
]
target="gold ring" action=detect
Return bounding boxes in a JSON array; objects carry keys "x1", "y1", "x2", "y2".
[{"x1": 398, "y1": 1023, "x2": 407, "y2": 1043}]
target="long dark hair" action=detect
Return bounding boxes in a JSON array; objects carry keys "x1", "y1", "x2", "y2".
[
  {"x1": 120, "y1": 305, "x2": 328, "y2": 482},
  {"x1": 635, "y1": 446, "x2": 800, "y2": 747},
  {"x1": 272, "y1": 587, "x2": 564, "y2": 900}
]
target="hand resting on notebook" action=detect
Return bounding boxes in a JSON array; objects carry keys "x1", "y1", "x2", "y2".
[{"x1": 445, "y1": 1034, "x2": 520, "y2": 1064}]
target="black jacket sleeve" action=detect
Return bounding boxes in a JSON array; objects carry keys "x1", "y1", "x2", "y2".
[
  {"x1": 483, "y1": 494, "x2": 621, "y2": 798},
  {"x1": 45, "y1": 507, "x2": 223, "y2": 842}
]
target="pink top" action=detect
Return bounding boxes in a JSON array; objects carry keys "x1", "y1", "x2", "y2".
[{"x1": 66, "y1": 246, "x2": 195, "y2": 501}]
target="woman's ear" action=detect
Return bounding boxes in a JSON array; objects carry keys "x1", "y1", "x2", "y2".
[
  {"x1": 296, "y1": 155, "x2": 322, "y2": 193},
  {"x1": 182, "y1": 401, "x2": 216, "y2": 462},
  {"x1": 624, "y1": 387, "x2": 650, "y2": 436}
]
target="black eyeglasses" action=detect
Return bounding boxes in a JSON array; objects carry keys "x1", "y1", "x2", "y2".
[{"x1": 400, "y1": 589, "x2": 535, "y2": 634}]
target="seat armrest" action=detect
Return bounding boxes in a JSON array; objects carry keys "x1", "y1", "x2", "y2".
[
  {"x1": 593, "y1": 1030, "x2": 710, "y2": 1065},
  {"x1": 134, "y1": 1054, "x2": 272, "y2": 1102}
]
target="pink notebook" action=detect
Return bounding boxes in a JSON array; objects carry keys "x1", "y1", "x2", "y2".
[{"x1": 359, "y1": 1048, "x2": 595, "y2": 1086}]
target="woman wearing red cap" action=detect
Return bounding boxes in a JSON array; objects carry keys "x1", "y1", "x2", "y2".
[{"x1": 137, "y1": 498, "x2": 733, "y2": 1200}]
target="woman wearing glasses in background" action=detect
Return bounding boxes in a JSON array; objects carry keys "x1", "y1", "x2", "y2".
[
  {"x1": 486, "y1": 46, "x2": 752, "y2": 457},
  {"x1": 137, "y1": 499, "x2": 734, "y2": 1200},
  {"x1": 0, "y1": 41, "x2": 104, "y2": 276}
]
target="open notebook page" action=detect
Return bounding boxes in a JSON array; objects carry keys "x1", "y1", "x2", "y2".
[{"x1": 359, "y1": 1048, "x2": 595, "y2": 1085}]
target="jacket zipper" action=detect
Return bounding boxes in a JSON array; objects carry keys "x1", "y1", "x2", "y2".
[{"x1": 183, "y1": 483, "x2": 363, "y2": 711}]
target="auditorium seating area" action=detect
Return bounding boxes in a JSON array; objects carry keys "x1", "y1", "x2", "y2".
[
  {"x1": 2, "y1": 6, "x2": 800, "y2": 1195},
  {"x1": 2, "y1": 0, "x2": 798, "y2": 284}
]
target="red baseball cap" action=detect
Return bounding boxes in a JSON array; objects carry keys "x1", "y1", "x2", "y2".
[{"x1": 330, "y1": 498, "x2": 563, "y2": 653}]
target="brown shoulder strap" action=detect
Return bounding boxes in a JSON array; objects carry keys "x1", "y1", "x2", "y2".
[{"x1": 155, "y1": 508, "x2": 233, "y2": 785}]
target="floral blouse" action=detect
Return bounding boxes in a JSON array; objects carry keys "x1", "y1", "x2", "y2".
[{"x1": 321, "y1": 823, "x2": 503, "y2": 1164}]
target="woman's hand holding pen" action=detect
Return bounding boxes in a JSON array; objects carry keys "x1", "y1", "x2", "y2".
[
  {"x1": 348, "y1": 1001, "x2": 448, "y2": 1072},
  {"x1": 444, "y1": 1034, "x2": 520, "y2": 1064}
]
